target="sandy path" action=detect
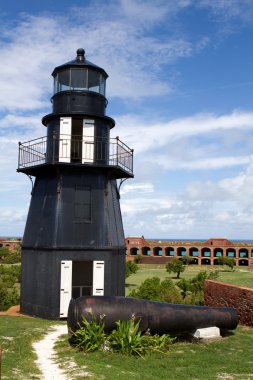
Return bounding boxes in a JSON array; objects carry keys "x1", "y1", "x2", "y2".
[{"x1": 33, "y1": 324, "x2": 68, "y2": 380}]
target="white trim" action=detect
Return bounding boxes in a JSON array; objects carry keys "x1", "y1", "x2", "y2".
[
  {"x1": 59, "y1": 117, "x2": 71, "y2": 163},
  {"x1": 60, "y1": 260, "x2": 72, "y2": 318},
  {"x1": 82, "y1": 119, "x2": 94, "y2": 163},
  {"x1": 92, "y1": 261, "x2": 104, "y2": 296}
]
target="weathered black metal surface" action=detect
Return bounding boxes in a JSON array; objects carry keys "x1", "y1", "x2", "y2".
[
  {"x1": 67, "y1": 296, "x2": 239, "y2": 335},
  {"x1": 52, "y1": 48, "x2": 108, "y2": 78},
  {"x1": 19, "y1": 49, "x2": 132, "y2": 319}
]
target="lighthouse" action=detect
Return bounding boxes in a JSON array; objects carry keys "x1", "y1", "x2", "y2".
[{"x1": 18, "y1": 49, "x2": 133, "y2": 319}]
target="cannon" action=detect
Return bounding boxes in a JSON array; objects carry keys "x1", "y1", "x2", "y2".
[{"x1": 67, "y1": 296, "x2": 238, "y2": 337}]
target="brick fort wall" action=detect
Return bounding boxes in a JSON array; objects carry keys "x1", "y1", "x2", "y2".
[{"x1": 204, "y1": 280, "x2": 253, "y2": 327}]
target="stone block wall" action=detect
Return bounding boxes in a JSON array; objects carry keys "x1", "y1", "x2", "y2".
[{"x1": 204, "y1": 280, "x2": 253, "y2": 327}]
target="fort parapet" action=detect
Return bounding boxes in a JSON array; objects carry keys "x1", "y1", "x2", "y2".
[{"x1": 125, "y1": 236, "x2": 253, "y2": 267}]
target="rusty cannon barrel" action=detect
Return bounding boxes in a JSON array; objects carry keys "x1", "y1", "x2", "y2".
[{"x1": 67, "y1": 296, "x2": 238, "y2": 336}]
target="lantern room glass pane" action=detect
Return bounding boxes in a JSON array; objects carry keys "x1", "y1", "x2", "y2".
[
  {"x1": 100, "y1": 75, "x2": 106, "y2": 96},
  {"x1": 71, "y1": 68, "x2": 87, "y2": 90},
  {"x1": 54, "y1": 68, "x2": 106, "y2": 95},
  {"x1": 88, "y1": 70, "x2": 100, "y2": 93},
  {"x1": 57, "y1": 70, "x2": 70, "y2": 92}
]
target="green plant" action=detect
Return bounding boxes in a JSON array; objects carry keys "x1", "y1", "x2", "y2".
[
  {"x1": 72, "y1": 314, "x2": 106, "y2": 352},
  {"x1": 180, "y1": 255, "x2": 194, "y2": 265},
  {"x1": 109, "y1": 316, "x2": 146, "y2": 357},
  {"x1": 0, "y1": 247, "x2": 21, "y2": 264},
  {"x1": 166, "y1": 258, "x2": 185, "y2": 279},
  {"x1": 125, "y1": 261, "x2": 139, "y2": 278},
  {"x1": 142, "y1": 331, "x2": 176, "y2": 353},
  {"x1": 129, "y1": 277, "x2": 184, "y2": 303},
  {"x1": 216, "y1": 256, "x2": 236, "y2": 270},
  {"x1": 0, "y1": 265, "x2": 21, "y2": 311},
  {"x1": 134, "y1": 254, "x2": 142, "y2": 264}
]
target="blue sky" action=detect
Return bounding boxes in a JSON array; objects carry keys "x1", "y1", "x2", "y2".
[{"x1": 1, "y1": 0, "x2": 253, "y2": 239}]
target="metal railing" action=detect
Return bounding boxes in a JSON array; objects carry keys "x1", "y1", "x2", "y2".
[{"x1": 18, "y1": 134, "x2": 133, "y2": 176}]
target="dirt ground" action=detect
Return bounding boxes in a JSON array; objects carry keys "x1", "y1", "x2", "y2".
[{"x1": 0, "y1": 305, "x2": 32, "y2": 317}]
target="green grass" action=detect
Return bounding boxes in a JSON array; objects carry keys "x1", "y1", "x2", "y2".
[
  {"x1": 54, "y1": 325, "x2": 253, "y2": 380},
  {"x1": 0, "y1": 264, "x2": 252, "y2": 379},
  {"x1": 0, "y1": 316, "x2": 62, "y2": 379},
  {"x1": 0, "y1": 314, "x2": 253, "y2": 379},
  {"x1": 125, "y1": 264, "x2": 253, "y2": 295}
]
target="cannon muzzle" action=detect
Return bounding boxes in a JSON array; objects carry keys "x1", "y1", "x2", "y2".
[{"x1": 67, "y1": 296, "x2": 239, "y2": 337}]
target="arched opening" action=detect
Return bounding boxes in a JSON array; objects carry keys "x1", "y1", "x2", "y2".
[
  {"x1": 214, "y1": 258, "x2": 221, "y2": 265},
  {"x1": 201, "y1": 248, "x2": 211, "y2": 257},
  {"x1": 251, "y1": 249, "x2": 253, "y2": 257},
  {"x1": 239, "y1": 259, "x2": 249, "y2": 266},
  {"x1": 214, "y1": 248, "x2": 223, "y2": 257},
  {"x1": 154, "y1": 247, "x2": 163, "y2": 256},
  {"x1": 239, "y1": 249, "x2": 248, "y2": 258},
  {"x1": 177, "y1": 247, "x2": 186, "y2": 257},
  {"x1": 165, "y1": 247, "x2": 174, "y2": 256},
  {"x1": 125, "y1": 249, "x2": 128, "y2": 256},
  {"x1": 226, "y1": 249, "x2": 235, "y2": 257},
  {"x1": 190, "y1": 258, "x2": 198, "y2": 265},
  {"x1": 142, "y1": 247, "x2": 151, "y2": 256},
  {"x1": 189, "y1": 247, "x2": 199, "y2": 257},
  {"x1": 201, "y1": 258, "x2": 211, "y2": 265},
  {"x1": 130, "y1": 247, "x2": 139, "y2": 256},
  {"x1": 0, "y1": 244, "x2": 2, "y2": 247}
]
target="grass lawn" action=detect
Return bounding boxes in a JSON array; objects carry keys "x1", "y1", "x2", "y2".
[
  {"x1": 54, "y1": 325, "x2": 253, "y2": 380},
  {"x1": 125, "y1": 264, "x2": 253, "y2": 295},
  {"x1": 0, "y1": 316, "x2": 63, "y2": 379},
  {"x1": 0, "y1": 315, "x2": 253, "y2": 379},
  {"x1": 0, "y1": 264, "x2": 252, "y2": 379}
]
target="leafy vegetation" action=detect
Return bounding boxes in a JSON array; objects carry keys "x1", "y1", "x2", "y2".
[
  {"x1": 0, "y1": 265, "x2": 21, "y2": 311},
  {"x1": 126, "y1": 264, "x2": 253, "y2": 295},
  {"x1": 216, "y1": 256, "x2": 236, "y2": 270},
  {"x1": 129, "y1": 270, "x2": 219, "y2": 305},
  {"x1": 180, "y1": 255, "x2": 194, "y2": 265},
  {"x1": 71, "y1": 314, "x2": 175, "y2": 357},
  {"x1": 0, "y1": 246, "x2": 21, "y2": 264},
  {"x1": 129, "y1": 277, "x2": 183, "y2": 303},
  {"x1": 166, "y1": 258, "x2": 185, "y2": 278},
  {"x1": 72, "y1": 314, "x2": 106, "y2": 352},
  {"x1": 125, "y1": 261, "x2": 139, "y2": 278},
  {"x1": 55, "y1": 325, "x2": 253, "y2": 380}
]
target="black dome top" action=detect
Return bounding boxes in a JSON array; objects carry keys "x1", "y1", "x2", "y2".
[{"x1": 52, "y1": 49, "x2": 108, "y2": 78}]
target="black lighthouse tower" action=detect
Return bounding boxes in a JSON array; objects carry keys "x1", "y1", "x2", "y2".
[{"x1": 18, "y1": 49, "x2": 133, "y2": 319}]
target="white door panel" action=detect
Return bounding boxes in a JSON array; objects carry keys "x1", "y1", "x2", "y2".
[
  {"x1": 59, "y1": 117, "x2": 71, "y2": 162},
  {"x1": 60, "y1": 260, "x2": 72, "y2": 317},
  {"x1": 82, "y1": 119, "x2": 94, "y2": 163},
  {"x1": 92, "y1": 261, "x2": 104, "y2": 296}
]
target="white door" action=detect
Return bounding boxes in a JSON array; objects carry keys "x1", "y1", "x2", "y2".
[
  {"x1": 92, "y1": 261, "x2": 104, "y2": 296},
  {"x1": 82, "y1": 119, "x2": 95, "y2": 163},
  {"x1": 60, "y1": 260, "x2": 72, "y2": 318},
  {"x1": 59, "y1": 117, "x2": 71, "y2": 162}
]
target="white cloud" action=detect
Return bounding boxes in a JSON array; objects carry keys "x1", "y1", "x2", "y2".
[
  {"x1": 121, "y1": 182, "x2": 154, "y2": 194},
  {"x1": 0, "y1": 2, "x2": 213, "y2": 113}
]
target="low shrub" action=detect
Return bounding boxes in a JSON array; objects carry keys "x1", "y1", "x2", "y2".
[
  {"x1": 129, "y1": 277, "x2": 184, "y2": 303},
  {"x1": 0, "y1": 247, "x2": 21, "y2": 264},
  {"x1": 109, "y1": 317, "x2": 145, "y2": 357},
  {"x1": 129, "y1": 270, "x2": 220, "y2": 306},
  {"x1": 125, "y1": 261, "x2": 139, "y2": 278},
  {"x1": 0, "y1": 265, "x2": 21, "y2": 311},
  {"x1": 72, "y1": 314, "x2": 106, "y2": 352},
  {"x1": 71, "y1": 314, "x2": 175, "y2": 357}
]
